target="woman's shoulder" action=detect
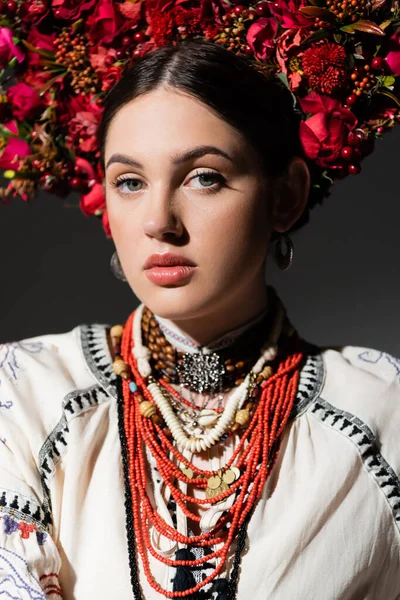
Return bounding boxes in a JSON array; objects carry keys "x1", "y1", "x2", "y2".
[
  {"x1": 312, "y1": 342, "x2": 400, "y2": 484},
  {"x1": 0, "y1": 323, "x2": 114, "y2": 446}
]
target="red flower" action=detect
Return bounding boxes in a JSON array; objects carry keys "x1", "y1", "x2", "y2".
[
  {"x1": 66, "y1": 94, "x2": 103, "y2": 153},
  {"x1": 298, "y1": 92, "x2": 357, "y2": 168},
  {"x1": 386, "y1": 31, "x2": 400, "y2": 76},
  {"x1": 0, "y1": 28, "x2": 25, "y2": 69},
  {"x1": 270, "y1": 0, "x2": 311, "y2": 29},
  {"x1": 246, "y1": 18, "x2": 278, "y2": 61},
  {"x1": 26, "y1": 27, "x2": 55, "y2": 68},
  {"x1": 89, "y1": 46, "x2": 117, "y2": 74},
  {"x1": 18, "y1": 522, "x2": 36, "y2": 539},
  {"x1": 101, "y1": 65, "x2": 123, "y2": 92},
  {"x1": 6, "y1": 82, "x2": 44, "y2": 120},
  {"x1": 51, "y1": 0, "x2": 97, "y2": 20},
  {"x1": 87, "y1": 0, "x2": 122, "y2": 45},
  {"x1": 19, "y1": 0, "x2": 49, "y2": 24},
  {"x1": 0, "y1": 121, "x2": 30, "y2": 170},
  {"x1": 302, "y1": 42, "x2": 347, "y2": 95},
  {"x1": 102, "y1": 208, "x2": 112, "y2": 237},
  {"x1": 80, "y1": 182, "x2": 105, "y2": 216},
  {"x1": 146, "y1": 10, "x2": 177, "y2": 47}
]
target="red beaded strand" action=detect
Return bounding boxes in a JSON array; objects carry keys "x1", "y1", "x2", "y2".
[{"x1": 119, "y1": 309, "x2": 304, "y2": 597}]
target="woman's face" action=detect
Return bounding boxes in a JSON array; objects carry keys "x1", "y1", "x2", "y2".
[{"x1": 104, "y1": 86, "x2": 275, "y2": 321}]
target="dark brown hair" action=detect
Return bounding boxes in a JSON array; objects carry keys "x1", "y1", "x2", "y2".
[{"x1": 97, "y1": 38, "x2": 310, "y2": 234}]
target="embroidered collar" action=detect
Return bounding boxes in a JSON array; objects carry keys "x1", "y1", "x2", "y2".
[{"x1": 79, "y1": 323, "x2": 326, "y2": 419}]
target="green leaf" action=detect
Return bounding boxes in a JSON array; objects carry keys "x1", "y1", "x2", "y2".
[
  {"x1": 351, "y1": 19, "x2": 386, "y2": 35},
  {"x1": 277, "y1": 72, "x2": 289, "y2": 88},
  {"x1": 72, "y1": 18, "x2": 84, "y2": 32},
  {"x1": 340, "y1": 23, "x2": 356, "y2": 33},
  {"x1": 300, "y1": 28, "x2": 329, "y2": 47},
  {"x1": 11, "y1": 36, "x2": 19, "y2": 45},
  {"x1": 378, "y1": 89, "x2": 400, "y2": 107},
  {"x1": 38, "y1": 72, "x2": 66, "y2": 96},
  {"x1": 382, "y1": 75, "x2": 395, "y2": 87},
  {"x1": 299, "y1": 6, "x2": 338, "y2": 23},
  {"x1": 21, "y1": 40, "x2": 55, "y2": 59},
  {"x1": 8, "y1": 56, "x2": 18, "y2": 68},
  {"x1": 0, "y1": 123, "x2": 18, "y2": 139},
  {"x1": 379, "y1": 20, "x2": 392, "y2": 30},
  {"x1": 333, "y1": 33, "x2": 343, "y2": 44}
]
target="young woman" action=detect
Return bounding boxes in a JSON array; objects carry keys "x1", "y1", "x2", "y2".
[{"x1": 0, "y1": 39, "x2": 399, "y2": 600}]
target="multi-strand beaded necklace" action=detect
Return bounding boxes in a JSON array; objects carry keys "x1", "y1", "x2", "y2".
[{"x1": 111, "y1": 297, "x2": 306, "y2": 598}]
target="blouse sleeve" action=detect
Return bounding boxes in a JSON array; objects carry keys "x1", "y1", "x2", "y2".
[{"x1": 0, "y1": 347, "x2": 63, "y2": 598}]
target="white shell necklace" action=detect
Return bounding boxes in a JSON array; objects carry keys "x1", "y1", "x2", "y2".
[{"x1": 132, "y1": 301, "x2": 286, "y2": 453}]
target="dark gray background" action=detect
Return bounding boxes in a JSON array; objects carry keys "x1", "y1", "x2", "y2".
[{"x1": 1, "y1": 126, "x2": 399, "y2": 356}]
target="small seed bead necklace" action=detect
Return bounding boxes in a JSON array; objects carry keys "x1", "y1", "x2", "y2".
[{"x1": 111, "y1": 305, "x2": 305, "y2": 598}]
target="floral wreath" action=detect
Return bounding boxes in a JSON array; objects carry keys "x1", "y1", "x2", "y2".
[{"x1": 0, "y1": 0, "x2": 399, "y2": 237}]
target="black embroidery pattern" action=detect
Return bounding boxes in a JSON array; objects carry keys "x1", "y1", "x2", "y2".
[
  {"x1": 310, "y1": 398, "x2": 400, "y2": 529},
  {"x1": 0, "y1": 488, "x2": 49, "y2": 531},
  {"x1": 38, "y1": 383, "x2": 111, "y2": 530},
  {"x1": 80, "y1": 323, "x2": 117, "y2": 399}
]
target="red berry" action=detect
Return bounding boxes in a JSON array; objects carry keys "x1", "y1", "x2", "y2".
[
  {"x1": 54, "y1": 8, "x2": 63, "y2": 18},
  {"x1": 371, "y1": 57, "x2": 384, "y2": 70},
  {"x1": 32, "y1": 159, "x2": 41, "y2": 170},
  {"x1": 74, "y1": 164, "x2": 86, "y2": 177},
  {"x1": 341, "y1": 146, "x2": 353, "y2": 160},
  {"x1": 116, "y1": 49, "x2": 126, "y2": 60},
  {"x1": 346, "y1": 94, "x2": 357, "y2": 106},
  {"x1": 348, "y1": 163, "x2": 361, "y2": 175},
  {"x1": 121, "y1": 36, "x2": 131, "y2": 48},
  {"x1": 233, "y1": 5, "x2": 246, "y2": 15},
  {"x1": 255, "y1": 1, "x2": 269, "y2": 16},
  {"x1": 347, "y1": 131, "x2": 364, "y2": 147},
  {"x1": 6, "y1": 0, "x2": 17, "y2": 12},
  {"x1": 133, "y1": 49, "x2": 142, "y2": 58},
  {"x1": 70, "y1": 177, "x2": 83, "y2": 190},
  {"x1": 243, "y1": 44, "x2": 253, "y2": 56},
  {"x1": 133, "y1": 31, "x2": 146, "y2": 43}
]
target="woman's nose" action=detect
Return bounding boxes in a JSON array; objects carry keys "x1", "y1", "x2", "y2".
[{"x1": 142, "y1": 189, "x2": 184, "y2": 240}]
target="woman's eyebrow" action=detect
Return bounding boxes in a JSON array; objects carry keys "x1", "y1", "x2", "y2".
[{"x1": 105, "y1": 145, "x2": 234, "y2": 170}]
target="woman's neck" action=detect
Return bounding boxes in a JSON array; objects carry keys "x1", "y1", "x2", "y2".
[{"x1": 153, "y1": 281, "x2": 271, "y2": 352}]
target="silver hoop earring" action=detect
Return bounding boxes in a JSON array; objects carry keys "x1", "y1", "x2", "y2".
[
  {"x1": 110, "y1": 251, "x2": 127, "y2": 282},
  {"x1": 274, "y1": 232, "x2": 294, "y2": 271}
]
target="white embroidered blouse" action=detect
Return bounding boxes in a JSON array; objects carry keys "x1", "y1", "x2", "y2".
[{"x1": 0, "y1": 290, "x2": 399, "y2": 599}]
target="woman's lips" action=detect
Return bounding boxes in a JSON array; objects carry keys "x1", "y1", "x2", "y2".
[{"x1": 144, "y1": 265, "x2": 197, "y2": 285}]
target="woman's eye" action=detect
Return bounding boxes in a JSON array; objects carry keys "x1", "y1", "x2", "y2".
[
  {"x1": 189, "y1": 171, "x2": 225, "y2": 192},
  {"x1": 110, "y1": 170, "x2": 225, "y2": 195},
  {"x1": 113, "y1": 177, "x2": 142, "y2": 194}
]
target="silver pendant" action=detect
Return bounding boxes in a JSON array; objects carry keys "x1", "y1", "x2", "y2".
[{"x1": 176, "y1": 351, "x2": 226, "y2": 394}]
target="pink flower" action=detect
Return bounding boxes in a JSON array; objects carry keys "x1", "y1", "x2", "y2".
[
  {"x1": 246, "y1": 18, "x2": 278, "y2": 61},
  {"x1": 0, "y1": 28, "x2": 25, "y2": 69},
  {"x1": 270, "y1": 0, "x2": 311, "y2": 29},
  {"x1": 6, "y1": 82, "x2": 44, "y2": 120},
  {"x1": 80, "y1": 182, "x2": 105, "y2": 216},
  {"x1": 298, "y1": 92, "x2": 357, "y2": 168},
  {"x1": 386, "y1": 31, "x2": 400, "y2": 76},
  {"x1": 0, "y1": 121, "x2": 30, "y2": 170}
]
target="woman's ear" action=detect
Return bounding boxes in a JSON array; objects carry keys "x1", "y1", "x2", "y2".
[{"x1": 271, "y1": 157, "x2": 310, "y2": 233}]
